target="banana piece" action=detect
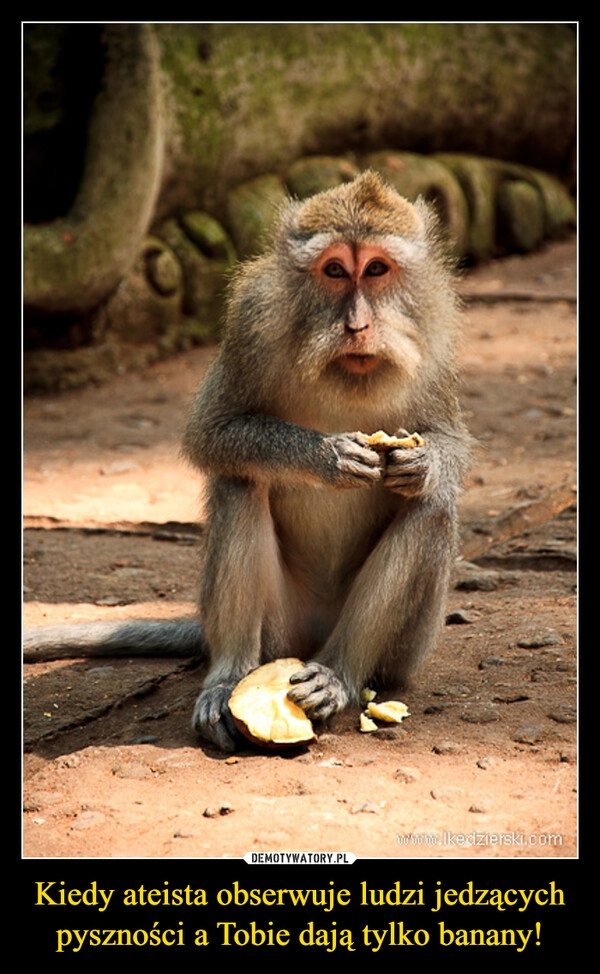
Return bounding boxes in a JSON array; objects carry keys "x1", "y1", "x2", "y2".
[
  {"x1": 362, "y1": 430, "x2": 425, "y2": 449},
  {"x1": 229, "y1": 658, "x2": 315, "y2": 747}
]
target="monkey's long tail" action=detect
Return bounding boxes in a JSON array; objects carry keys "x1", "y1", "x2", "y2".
[{"x1": 22, "y1": 618, "x2": 206, "y2": 663}]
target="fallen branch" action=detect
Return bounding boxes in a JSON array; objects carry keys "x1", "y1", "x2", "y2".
[{"x1": 460, "y1": 480, "x2": 576, "y2": 561}]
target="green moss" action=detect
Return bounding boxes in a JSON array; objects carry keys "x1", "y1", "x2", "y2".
[
  {"x1": 24, "y1": 25, "x2": 165, "y2": 314},
  {"x1": 285, "y1": 156, "x2": 360, "y2": 199},
  {"x1": 364, "y1": 150, "x2": 469, "y2": 257},
  {"x1": 436, "y1": 153, "x2": 575, "y2": 260},
  {"x1": 152, "y1": 23, "x2": 575, "y2": 219},
  {"x1": 179, "y1": 212, "x2": 236, "y2": 263},
  {"x1": 24, "y1": 23, "x2": 576, "y2": 390},
  {"x1": 226, "y1": 174, "x2": 288, "y2": 259},
  {"x1": 156, "y1": 215, "x2": 234, "y2": 339},
  {"x1": 496, "y1": 181, "x2": 545, "y2": 254}
]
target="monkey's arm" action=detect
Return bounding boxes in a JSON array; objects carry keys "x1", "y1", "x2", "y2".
[{"x1": 183, "y1": 372, "x2": 382, "y2": 489}]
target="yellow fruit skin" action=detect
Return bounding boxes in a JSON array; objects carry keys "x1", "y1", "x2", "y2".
[
  {"x1": 363, "y1": 431, "x2": 425, "y2": 449},
  {"x1": 360, "y1": 713, "x2": 379, "y2": 733},
  {"x1": 229, "y1": 658, "x2": 315, "y2": 747},
  {"x1": 366, "y1": 700, "x2": 410, "y2": 723}
]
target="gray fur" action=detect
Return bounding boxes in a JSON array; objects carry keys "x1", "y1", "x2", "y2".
[
  {"x1": 23, "y1": 618, "x2": 204, "y2": 662},
  {"x1": 24, "y1": 173, "x2": 472, "y2": 754}
]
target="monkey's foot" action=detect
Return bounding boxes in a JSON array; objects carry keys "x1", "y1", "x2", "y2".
[
  {"x1": 287, "y1": 661, "x2": 349, "y2": 720},
  {"x1": 192, "y1": 684, "x2": 242, "y2": 753}
]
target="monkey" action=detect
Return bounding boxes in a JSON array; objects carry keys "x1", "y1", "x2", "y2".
[{"x1": 23, "y1": 171, "x2": 472, "y2": 753}]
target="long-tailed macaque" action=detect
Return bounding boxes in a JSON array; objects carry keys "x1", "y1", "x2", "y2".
[{"x1": 24, "y1": 172, "x2": 471, "y2": 752}]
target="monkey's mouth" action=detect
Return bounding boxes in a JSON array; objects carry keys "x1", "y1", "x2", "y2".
[{"x1": 336, "y1": 353, "x2": 382, "y2": 375}]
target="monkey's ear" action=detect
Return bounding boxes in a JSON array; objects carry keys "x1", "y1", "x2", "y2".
[
  {"x1": 272, "y1": 198, "x2": 311, "y2": 255},
  {"x1": 412, "y1": 196, "x2": 458, "y2": 264},
  {"x1": 413, "y1": 196, "x2": 440, "y2": 232}
]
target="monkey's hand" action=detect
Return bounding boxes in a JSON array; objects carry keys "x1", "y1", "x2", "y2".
[
  {"x1": 192, "y1": 683, "x2": 242, "y2": 753},
  {"x1": 383, "y1": 445, "x2": 436, "y2": 498},
  {"x1": 322, "y1": 433, "x2": 382, "y2": 489},
  {"x1": 287, "y1": 661, "x2": 350, "y2": 720}
]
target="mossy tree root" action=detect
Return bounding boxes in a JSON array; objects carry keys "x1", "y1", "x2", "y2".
[{"x1": 23, "y1": 24, "x2": 165, "y2": 314}]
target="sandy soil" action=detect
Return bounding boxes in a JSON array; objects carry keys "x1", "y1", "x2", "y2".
[{"x1": 22, "y1": 237, "x2": 577, "y2": 861}]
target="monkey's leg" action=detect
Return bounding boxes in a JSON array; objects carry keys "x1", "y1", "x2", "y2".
[
  {"x1": 192, "y1": 479, "x2": 288, "y2": 752},
  {"x1": 289, "y1": 497, "x2": 456, "y2": 718}
]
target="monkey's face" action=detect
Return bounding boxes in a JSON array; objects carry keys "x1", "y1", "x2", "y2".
[
  {"x1": 270, "y1": 173, "x2": 459, "y2": 419},
  {"x1": 292, "y1": 237, "x2": 426, "y2": 394},
  {"x1": 311, "y1": 240, "x2": 404, "y2": 375}
]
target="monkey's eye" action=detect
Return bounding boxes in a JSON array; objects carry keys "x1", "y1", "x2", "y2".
[
  {"x1": 323, "y1": 261, "x2": 349, "y2": 278},
  {"x1": 364, "y1": 260, "x2": 389, "y2": 277}
]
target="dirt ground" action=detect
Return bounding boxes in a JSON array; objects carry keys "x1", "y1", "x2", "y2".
[{"x1": 22, "y1": 237, "x2": 577, "y2": 860}]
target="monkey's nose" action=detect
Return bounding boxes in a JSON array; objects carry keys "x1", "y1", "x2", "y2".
[{"x1": 345, "y1": 316, "x2": 371, "y2": 332}]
